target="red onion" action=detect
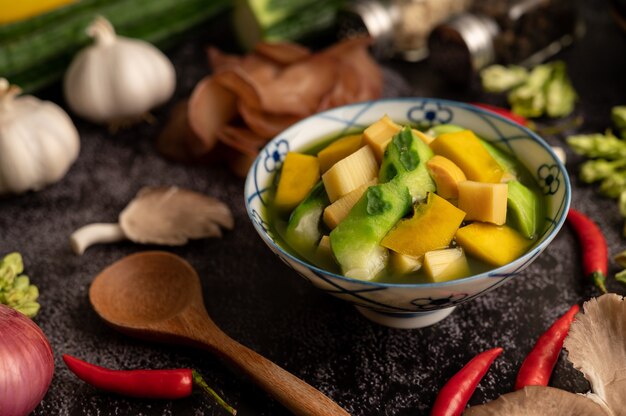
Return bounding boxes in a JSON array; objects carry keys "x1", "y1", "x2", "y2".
[{"x1": 0, "y1": 304, "x2": 54, "y2": 416}]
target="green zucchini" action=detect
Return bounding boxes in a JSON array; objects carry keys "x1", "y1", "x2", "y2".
[
  {"x1": 233, "y1": 0, "x2": 343, "y2": 50},
  {"x1": 0, "y1": 0, "x2": 232, "y2": 92}
]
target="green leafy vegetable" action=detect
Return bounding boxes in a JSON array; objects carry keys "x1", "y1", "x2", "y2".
[{"x1": 0, "y1": 253, "x2": 40, "y2": 317}]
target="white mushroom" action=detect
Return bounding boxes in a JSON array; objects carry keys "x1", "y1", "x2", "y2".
[
  {"x1": 70, "y1": 186, "x2": 234, "y2": 254},
  {"x1": 463, "y1": 386, "x2": 608, "y2": 415},
  {"x1": 564, "y1": 293, "x2": 626, "y2": 415}
]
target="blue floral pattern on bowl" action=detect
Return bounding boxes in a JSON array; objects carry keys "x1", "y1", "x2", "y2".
[{"x1": 244, "y1": 98, "x2": 571, "y2": 328}]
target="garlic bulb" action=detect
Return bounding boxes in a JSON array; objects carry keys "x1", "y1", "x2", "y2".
[
  {"x1": 63, "y1": 16, "x2": 176, "y2": 124},
  {"x1": 0, "y1": 79, "x2": 80, "y2": 195}
]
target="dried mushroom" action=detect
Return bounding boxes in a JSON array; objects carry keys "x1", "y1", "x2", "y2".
[
  {"x1": 160, "y1": 37, "x2": 382, "y2": 177},
  {"x1": 70, "y1": 186, "x2": 233, "y2": 254},
  {"x1": 564, "y1": 293, "x2": 626, "y2": 415},
  {"x1": 463, "y1": 386, "x2": 607, "y2": 415}
]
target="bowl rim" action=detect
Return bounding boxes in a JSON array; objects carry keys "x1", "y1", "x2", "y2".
[{"x1": 244, "y1": 97, "x2": 571, "y2": 289}]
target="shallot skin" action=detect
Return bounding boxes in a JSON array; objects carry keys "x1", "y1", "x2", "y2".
[{"x1": 0, "y1": 305, "x2": 54, "y2": 416}]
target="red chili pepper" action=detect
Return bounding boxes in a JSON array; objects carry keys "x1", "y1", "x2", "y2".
[
  {"x1": 566, "y1": 208, "x2": 608, "y2": 293},
  {"x1": 471, "y1": 102, "x2": 529, "y2": 126},
  {"x1": 431, "y1": 347, "x2": 503, "y2": 416},
  {"x1": 63, "y1": 354, "x2": 236, "y2": 414},
  {"x1": 514, "y1": 304, "x2": 580, "y2": 390}
]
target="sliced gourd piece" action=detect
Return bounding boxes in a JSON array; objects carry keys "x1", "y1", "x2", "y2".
[
  {"x1": 323, "y1": 178, "x2": 377, "y2": 229},
  {"x1": 322, "y1": 145, "x2": 378, "y2": 202},
  {"x1": 275, "y1": 152, "x2": 320, "y2": 212},
  {"x1": 284, "y1": 182, "x2": 329, "y2": 262},
  {"x1": 430, "y1": 130, "x2": 504, "y2": 183},
  {"x1": 379, "y1": 126, "x2": 436, "y2": 201},
  {"x1": 423, "y1": 248, "x2": 470, "y2": 282},
  {"x1": 363, "y1": 115, "x2": 402, "y2": 162},
  {"x1": 458, "y1": 180, "x2": 508, "y2": 225},
  {"x1": 507, "y1": 180, "x2": 543, "y2": 239},
  {"x1": 317, "y1": 134, "x2": 363, "y2": 173},
  {"x1": 315, "y1": 235, "x2": 337, "y2": 271},
  {"x1": 426, "y1": 155, "x2": 467, "y2": 199},
  {"x1": 426, "y1": 124, "x2": 465, "y2": 137},
  {"x1": 481, "y1": 139, "x2": 537, "y2": 185},
  {"x1": 412, "y1": 129, "x2": 435, "y2": 145},
  {"x1": 455, "y1": 222, "x2": 531, "y2": 267},
  {"x1": 390, "y1": 251, "x2": 422, "y2": 274},
  {"x1": 330, "y1": 180, "x2": 411, "y2": 280},
  {"x1": 381, "y1": 193, "x2": 466, "y2": 258}
]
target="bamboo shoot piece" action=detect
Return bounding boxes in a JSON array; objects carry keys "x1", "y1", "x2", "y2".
[
  {"x1": 458, "y1": 180, "x2": 508, "y2": 225},
  {"x1": 322, "y1": 145, "x2": 378, "y2": 202},
  {"x1": 323, "y1": 179, "x2": 377, "y2": 229},
  {"x1": 423, "y1": 248, "x2": 470, "y2": 282},
  {"x1": 363, "y1": 115, "x2": 402, "y2": 161}
]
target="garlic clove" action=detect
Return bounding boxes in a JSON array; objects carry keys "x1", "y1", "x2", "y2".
[
  {"x1": 0, "y1": 79, "x2": 80, "y2": 195},
  {"x1": 64, "y1": 16, "x2": 176, "y2": 125}
]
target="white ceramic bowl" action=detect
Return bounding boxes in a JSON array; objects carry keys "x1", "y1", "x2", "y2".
[{"x1": 244, "y1": 98, "x2": 571, "y2": 329}]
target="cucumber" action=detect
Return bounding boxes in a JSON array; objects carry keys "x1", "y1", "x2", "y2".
[
  {"x1": 284, "y1": 182, "x2": 330, "y2": 262},
  {"x1": 0, "y1": 0, "x2": 231, "y2": 92},
  {"x1": 379, "y1": 126, "x2": 435, "y2": 201},
  {"x1": 507, "y1": 180, "x2": 543, "y2": 239},
  {"x1": 330, "y1": 181, "x2": 411, "y2": 280},
  {"x1": 233, "y1": 0, "x2": 342, "y2": 50}
]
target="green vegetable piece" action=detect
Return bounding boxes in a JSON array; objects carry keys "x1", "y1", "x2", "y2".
[
  {"x1": 284, "y1": 181, "x2": 330, "y2": 262},
  {"x1": 14, "y1": 302, "x2": 40, "y2": 318},
  {"x1": 379, "y1": 126, "x2": 435, "y2": 201},
  {"x1": 612, "y1": 106, "x2": 626, "y2": 139},
  {"x1": 508, "y1": 64, "x2": 553, "y2": 118},
  {"x1": 545, "y1": 61, "x2": 577, "y2": 118},
  {"x1": 566, "y1": 130, "x2": 626, "y2": 159},
  {"x1": 506, "y1": 180, "x2": 543, "y2": 239},
  {"x1": 480, "y1": 64, "x2": 529, "y2": 93},
  {"x1": 599, "y1": 171, "x2": 626, "y2": 198},
  {"x1": 579, "y1": 159, "x2": 626, "y2": 183},
  {"x1": 330, "y1": 181, "x2": 411, "y2": 280},
  {"x1": 366, "y1": 186, "x2": 392, "y2": 215},
  {"x1": 426, "y1": 124, "x2": 465, "y2": 137}
]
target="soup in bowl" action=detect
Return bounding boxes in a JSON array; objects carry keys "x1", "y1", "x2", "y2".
[{"x1": 244, "y1": 98, "x2": 570, "y2": 329}]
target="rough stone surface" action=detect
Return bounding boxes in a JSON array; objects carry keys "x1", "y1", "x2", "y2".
[{"x1": 0, "y1": 1, "x2": 625, "y2": 415}]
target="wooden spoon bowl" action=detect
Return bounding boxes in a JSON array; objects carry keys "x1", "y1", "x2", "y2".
[{"x1": 89, "y1": 251, "x2": 349, "y2": 416}]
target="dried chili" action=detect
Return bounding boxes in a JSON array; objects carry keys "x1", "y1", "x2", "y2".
[
  {"x1": 470, "y1": 102, "x2": 529, "y2": 126},
  {"x1": 431, "y1": 347, "x2": 503, "y2": 416},
  {"x1": 566, "y1": 208, "x2": 608, "y2": 293},
  {"x1": 515, "y1": 304, "x2": 580, "y2": 390},
  {"x1": 62, "y1": 354, "x2": 236, "y2": 414}
]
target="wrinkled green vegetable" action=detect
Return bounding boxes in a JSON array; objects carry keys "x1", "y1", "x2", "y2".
[
  {"x1": 480, "y1": 64, "x2": 528, "y2": 93},
  {"x1": 480, "y1": 61, "x2": 577, "y2": 119},
  {"x1": 613, "y1": 106, "x2": 626, "y2": 139},
  {"x1": 0, "y1": 253, "x2": 40, "y2": 317},
  {"x1": 579, "y1": 159, "x2": 626, "y2": 183},
  {"x1": 566, "y1": 106, "x2": 626, "y2": 239},
  {"x1": 567, "y1": 130, "x2": 626, "y2": 160}
]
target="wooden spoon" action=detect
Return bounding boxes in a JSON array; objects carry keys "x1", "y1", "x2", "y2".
[{"x1": 89, "y1": 251, "x2": 349, "y2": 416}]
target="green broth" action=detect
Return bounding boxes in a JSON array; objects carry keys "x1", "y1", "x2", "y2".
[{"x1": 267, "y1": 127, "x2": 547, "y2": 284}]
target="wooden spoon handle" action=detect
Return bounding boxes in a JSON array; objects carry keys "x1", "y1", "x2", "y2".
[{"x1": 208, "y1": 334, "x2": 350, "y2": 416}]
